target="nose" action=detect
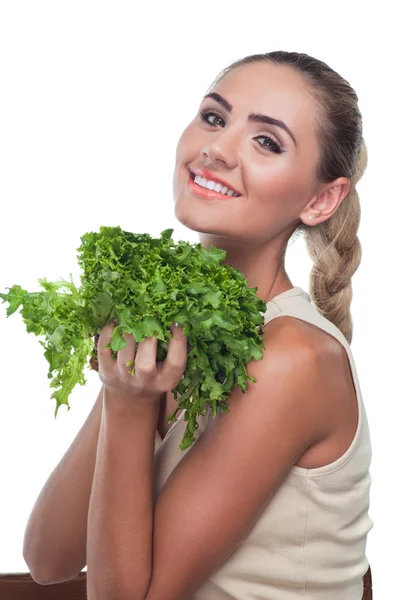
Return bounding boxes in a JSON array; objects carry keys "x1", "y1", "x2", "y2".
[{"x1": 201, "y1": 128, "x2": 240, "y2": 169}]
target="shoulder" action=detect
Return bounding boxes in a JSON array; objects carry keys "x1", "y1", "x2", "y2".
[
  {"x1": 262, "y1": 315, "x2": 348, "y2": 438},
  {"x1": 263, "y1": 314, "x2": 345, "y2": 379},
  {"x1": 201, "y1": 313, "x2": 337, "y2": 456},
  {"x1": 263, "y1": 313, "x2": 337, "y2": 355}
]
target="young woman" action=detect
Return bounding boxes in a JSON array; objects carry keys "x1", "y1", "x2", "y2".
[{"x1": 24, "y1": 51, "x2": 373, "y2": 599}]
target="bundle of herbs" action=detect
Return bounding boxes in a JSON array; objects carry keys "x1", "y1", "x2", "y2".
[{"x1": 0, "y1": 226, "x2": 267, "y2": 450}]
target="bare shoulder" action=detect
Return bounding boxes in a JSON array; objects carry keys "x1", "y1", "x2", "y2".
[
  {"x1": 263, "y1": 314, "x2": 338, "y2": 354},
  {"x1": 264, "y1": 314, "x2": 348, "y2": 375},
  {"x1": 265, "y1": 314, "x2": 352, "y2": 375},
  {"x1": 263, "y1": 315, "x2": 357, "y2": 445}
]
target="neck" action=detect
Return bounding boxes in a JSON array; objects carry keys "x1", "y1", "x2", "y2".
[{"x1": 198, "y1": 232, "x2": 294, "y2": 305}]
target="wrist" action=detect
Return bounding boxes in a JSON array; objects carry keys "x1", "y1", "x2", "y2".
[{"x1": 103, "y1": 386, "x2": 162, "y2": 416}]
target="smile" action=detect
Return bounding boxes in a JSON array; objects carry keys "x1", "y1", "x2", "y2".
[{"x1": 187, "y1": 171, "x2": 241, "y2": 201}]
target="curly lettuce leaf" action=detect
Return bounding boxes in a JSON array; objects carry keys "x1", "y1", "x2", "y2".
[{"x1": 0, "y1": 227, "x2": 268, "y2": 450}]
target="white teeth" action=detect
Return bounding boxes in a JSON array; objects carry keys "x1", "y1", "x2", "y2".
[{"x1": 193, "y1": 174, "x2": 239, "y2": 197}]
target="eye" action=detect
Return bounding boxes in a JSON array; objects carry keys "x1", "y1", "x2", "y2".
[
  {"x1": 198, "y1": 109, "x2": 284, "y2": 155},
  {"x1": 199, "y1": 109, "x2": 224, "y2": 127},
  {"x1": 254, "y1": 134, "x2": 283, "y2": 155}
]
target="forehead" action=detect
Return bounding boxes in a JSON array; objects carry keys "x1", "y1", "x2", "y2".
[{"x1": 211, "y1": 62, "x2": 317, "y2": 144}]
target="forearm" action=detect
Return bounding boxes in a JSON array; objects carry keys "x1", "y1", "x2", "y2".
[
  {"x1": 23, "y1": 386, "x2": 104, "y2": 583},
  {"x1": 86, "y1": 388, "x2": 159, "y2": 600}
]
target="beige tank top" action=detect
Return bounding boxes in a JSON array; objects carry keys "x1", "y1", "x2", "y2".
[{"x1": 153, "y1": 286, "x2": 374, "y2": 599}]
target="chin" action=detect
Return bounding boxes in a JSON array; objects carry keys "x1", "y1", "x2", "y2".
[
  {"x1": 173, "y1": 189, "x2": 239, "y2": 238},
  {"x1": 173, "y1": 206, "x2": 216, "y2": 236}
]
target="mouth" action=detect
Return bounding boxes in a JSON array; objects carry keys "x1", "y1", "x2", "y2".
[{"x1": 187, "y1": 169, "x2": 242, "y2": 201}]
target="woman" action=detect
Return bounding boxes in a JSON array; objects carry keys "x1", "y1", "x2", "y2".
[{"x1": 25, "y1": 51, "x2": 374, "y2": 599}]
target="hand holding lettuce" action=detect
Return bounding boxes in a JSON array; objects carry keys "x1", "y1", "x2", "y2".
[{"x1": 0, "y1": 226, "x2": 267, "y2": 450}]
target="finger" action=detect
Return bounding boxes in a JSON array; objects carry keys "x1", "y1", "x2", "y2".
[
  {"x1": 117, "y1": 331, "x2": 137, "y2": 371},
  {"x1": 98, "y1": 321, "x2": 118, "y2": 369},
  {"x1": 89, "y1": 356, "x2": 99, "y2": 372},
  {"x1": 90, "y1": 334, "x2": 100, "y2": 371},
  {"x1": 161, "y1": 323, "x2": 188, "y2": 385},
  {"x1": 134, "y1": 335, "x2": 158, "y2": 378}
]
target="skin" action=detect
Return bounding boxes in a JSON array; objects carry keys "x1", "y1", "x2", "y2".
[{"x1": 172, "y1": 61, "x2": 351, "y2": 304}]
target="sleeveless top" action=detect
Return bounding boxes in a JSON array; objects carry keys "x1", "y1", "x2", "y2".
[{"x1": 153, "y1": 286, "x2": 374, "y2": 599}]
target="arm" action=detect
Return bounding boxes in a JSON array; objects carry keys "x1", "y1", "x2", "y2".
[
  {"x1": 86, "y1": 322, "x2": 331, "y2": 600},
  {"x1": 23, "y1": 384, "x2": 104, "y2": 584},
  {"x1": 86, "y1": 389, "x2": 159, "y2": 600}
]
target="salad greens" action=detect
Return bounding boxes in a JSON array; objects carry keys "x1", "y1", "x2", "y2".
[{"x1": 0, "y1": 226, "x2": 267, "y2": 450}]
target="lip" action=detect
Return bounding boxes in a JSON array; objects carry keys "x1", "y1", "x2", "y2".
[
  {"x1": 187, "y1": 170, "x2": 241, "y2": 201},
  {"x1": 189, "y1": 167, "x2": 241, "y2": 196}
]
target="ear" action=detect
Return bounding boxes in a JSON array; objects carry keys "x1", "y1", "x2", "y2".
[{"x1": 301, "y1": 177, "x2": 351, "y2": 225}]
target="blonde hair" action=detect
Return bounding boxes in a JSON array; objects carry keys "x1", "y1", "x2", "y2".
[{"x1": 208, "y1": 51, "x2": 368, "y2": 344}]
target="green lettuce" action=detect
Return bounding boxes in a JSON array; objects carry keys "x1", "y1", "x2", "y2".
[{"x1": 0, "y1": 226, "x2": 267, "y2": 450}]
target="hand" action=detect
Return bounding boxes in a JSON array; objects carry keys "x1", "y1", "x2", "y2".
[{"x1": 97, "y1": 319, "x2": 188, "y2": 402}]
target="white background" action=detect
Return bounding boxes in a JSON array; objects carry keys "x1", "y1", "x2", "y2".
[{"x1": 0, "y1": 1, "x2": 397, "y2": 597}]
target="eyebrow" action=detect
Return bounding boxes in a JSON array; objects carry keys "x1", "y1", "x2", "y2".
[{"x1": 203, "y1": 92, "x2": 298, "y2": 148}]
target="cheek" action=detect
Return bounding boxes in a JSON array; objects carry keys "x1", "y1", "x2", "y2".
[
  {"x1": 250, "y1": 160, "x2": 310, "y2": 206},
  {"x1": 173, "y1": 127, "x2": 191, "y2": 192},
  {"x1": 173, "y1": 122, "x2": 206, "y2": 195},
  {"x1": 174, "y1": 132, "x2": 186, "y2": 167},
  {"x1": 174, "y1": 122, "x2": 199, "y2": 162}
]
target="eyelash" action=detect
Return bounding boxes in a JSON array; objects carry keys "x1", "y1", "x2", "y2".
[{"x1": 199, "y1": 110, "x2": 284, "y2": 155}]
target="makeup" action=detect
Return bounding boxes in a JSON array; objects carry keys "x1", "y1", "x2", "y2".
[{"x1": 187, "y1": 171, "x2": 241, "y2": 201}]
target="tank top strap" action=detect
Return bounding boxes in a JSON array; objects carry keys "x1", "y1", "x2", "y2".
[
  {"x1": 262, "y1": 285, "x2": 307, "y2": 325},
  {"x1": 261, "y1": 285, "x2": 351, "y2": 352}
]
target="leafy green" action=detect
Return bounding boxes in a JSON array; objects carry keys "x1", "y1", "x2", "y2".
[{"x1": 0, "y1": 226, "x2": 267, "y2": 450}]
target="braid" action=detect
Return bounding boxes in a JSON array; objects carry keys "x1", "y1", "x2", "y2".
[{"x1": 304, "y1": 141, "x2": 368, "y2": 344}]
